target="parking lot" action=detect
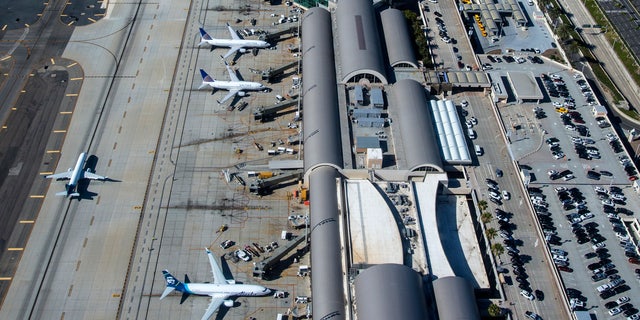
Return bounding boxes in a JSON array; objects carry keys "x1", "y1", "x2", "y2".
[{"x1": 473, "y1": 55, "x2": 640, "y2": 318}]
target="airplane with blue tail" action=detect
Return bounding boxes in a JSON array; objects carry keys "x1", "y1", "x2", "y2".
[
  {"x1": 198, "y1": 23, "x2": 270, "y2": 59},
  {"x1": 160, "y1": 248, "x2": 271, "y2": 320}
]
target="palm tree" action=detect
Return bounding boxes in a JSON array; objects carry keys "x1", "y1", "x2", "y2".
[
  {"x1": 486, "y1": 228, "x2": 498, "y2": 240},
  {"x1": 488, "y1": 303, "x2": 502, "y2": 317},
  {"x1": 478, "y1": 200, "x2": 488, "y2": 212},
  {"x1": 491, "y1": 243, "x2": 504, "y2": 256},
  {"x1": 556, "y1": 23, "x2": 573, "y2": 42},
  {"x1": 481, "y1": 212, "x2": 493, "y2": 224}
]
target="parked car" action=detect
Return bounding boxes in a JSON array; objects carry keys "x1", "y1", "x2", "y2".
[
  {"x1": 525, "y1": 311, "x2": 542, "y2": 320},
  {"x1": 235, "y1": 249, "x2": 251, "y2": 261},
  {"x1": 520, "y1": 290, "x2": 535, "y2": 301}
]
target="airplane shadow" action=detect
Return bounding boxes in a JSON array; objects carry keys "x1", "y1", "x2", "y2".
[{"x1": 72, "y1": 155, "x2": 120, "y2": 201}]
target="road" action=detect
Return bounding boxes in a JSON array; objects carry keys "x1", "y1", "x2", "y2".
[{"x1": 558, "y1": 0, "x2": 640, "y2": 125}]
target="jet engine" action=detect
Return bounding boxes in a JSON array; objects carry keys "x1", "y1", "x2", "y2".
[
  {"x1": 237, "y1": 91, "x2": 246, "y2": 97},
  {"x1": 224, "y1": 300, "x2": 234, "y2": 307},
  {"x1": 239, "y1": 48, "x2": 247, "y2": 53}
]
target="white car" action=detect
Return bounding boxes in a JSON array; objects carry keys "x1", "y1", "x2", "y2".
[
  {"x1": 563, "y1": 174, "x2": 575, "y2": 181},
  {"x1": 548, "y1": 169, "x2": 559, "y2": 176},
  {"x1": 553, "y1": 254, "x2": 568, "y2": 262},
  {"x1": 502, "y1": 190, "x2": 510, "y2": 200},
  {"x1": 580, "y1": 212, "x2": 594, "y2": 220},
  {"x1": 520, "y1": 290, "x2": 535, "y2": 301},
  {"x1": 594, "y1": 186, "x2": 606, "y2": 193},
  {"x1": 570, "y1": 298, "x2": 585, "y2": 309},
  {"x1": 616, "y1": 296, "x2": 630, "y2": 304},
  {"x1": 499, "y1": 231, "x2": 513, "y2": 240},
  {"x1": 235, "y1": 249, "x2": 251, "y2": 261},
  {"x1": 461, "y1": 100, "x2": 469, "y2": 107},
  {"x1": 611, "y1": 193, "x2": 626, "y2": 201},
  {"x1": 609, "y1": 307, "x2": 622, "y2": 316},
  {"x1": 592, "y1": 243, "x2": 606, "y2": 250},
  {"x1": 601, "y1": 199, "x2": 613, "y2": 206}
]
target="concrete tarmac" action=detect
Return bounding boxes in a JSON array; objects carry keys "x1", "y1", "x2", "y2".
[{"x1": 2, "y1": 0, "x2": 308, "y2": 319}]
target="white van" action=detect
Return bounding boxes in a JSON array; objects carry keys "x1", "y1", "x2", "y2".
[
  {"x1": 468, "y1": 129, "x2": 476, "y2": 139},
  {"x1": 475, "y1": 145, "x2": 483, "y2": 156}
]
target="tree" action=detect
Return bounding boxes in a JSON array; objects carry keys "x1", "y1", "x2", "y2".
[
  {"x1": 556, "y1": 23, "x2": 573, "y2": 42},
  {"x1": 491, "y1": 243, "x2": 504, "y2": 256},
  {"x1": 486, "y1": 228, "x2": 498, "y2": 240},
  {"x1": 478, "y1": 200, "x2": 488, "y2": 212},
  {"x1": 481, "y1": 212, "x2": 493, "y2": 224},
  {"x1": 488, "y1": 303, "x2": 502, "y2": 317}
]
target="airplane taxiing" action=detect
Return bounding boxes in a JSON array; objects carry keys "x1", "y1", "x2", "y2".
[
  {"x1": 45, "y1": 152, "x2": 107, "y2": 197},
  {"x1": 198, "y1": 59, "x2": 266, "y2": 104},
  {"x1": 160, "y1": 248, "x2": 272, "y2": 320},
  {"x1": 198, "y1": 23, "x2": 270, "y2": 59}
]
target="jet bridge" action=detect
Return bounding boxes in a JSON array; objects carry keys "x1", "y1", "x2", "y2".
[
  {"x1": 261, "y1": 60, "x2": 300, "y2": 82},
  {"x1": 249, "y1": 169, "x2": 303, "y2": 195},
  {"x1": 264, "y1": 26, "x2": 298, "y2": 43},
  {"x1": 253, "y1": 99, "x2": 300, "y2": 122},
  {"x1": 252, "y1": 234, "x2": 307, "y2": 279}
]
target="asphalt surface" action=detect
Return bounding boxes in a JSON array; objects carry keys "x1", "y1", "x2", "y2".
[
  {"x1": 0, "y1": 0, "x2": 103, "y2": 306},
  {"x1": 557, "y1": 0, "x2": 640, "y2": 129}
]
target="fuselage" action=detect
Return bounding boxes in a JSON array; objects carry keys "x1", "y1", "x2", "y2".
[
  {"x1": 68, "y1": 152, "x2": 88, "y2": 193},
  {"x1": 184, "y1": 283, "x2": 271, "y2": 297},
  {"x1": 204, "y1": 80, "x2": 264, "y2": 91},
  {"x1": 205, "y1": 38, "x2": 269, "y2": 49}
]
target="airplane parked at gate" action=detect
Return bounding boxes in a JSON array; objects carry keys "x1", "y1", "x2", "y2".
[
  {"x1": 160, "y1": 248, "x2": 271, "y2": 320},
  {"x1": 198, "y1": 23, "x2": 270, "y2": 59},
  {"x1": 45, "y1": 153, "x2": 107, "y2": 197},
  {"x1": 198, "y1": 59, "x2": 266, "y2": 104}
]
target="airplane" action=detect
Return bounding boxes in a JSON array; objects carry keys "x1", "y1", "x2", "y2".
[
  {"x1": 198, "y1": 23, "x2": 270, "y2": 59},
  {"x1": 45, "y1": 152, "x2": 107, "y2": 197},
  {"x1": 160, "y1": 248, "x2": 271, "y2": 320},
  {"x1": 198, "y1": 59, "x2": 266, "y2": 104}
]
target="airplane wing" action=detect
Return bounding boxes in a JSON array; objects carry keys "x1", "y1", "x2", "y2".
[
  {"x1": 226, "y1": 23, "x2": 241, "y2": 40},
  {"x1": 205, "y1": 248, "x2": 227, "y2": 284},
  {"x1": 201, "y1": 294, "x2": 229, "y2": 320},
  {"x1": 222, "y1": 46, "x2": 242, "y2": 60},
  {"x1": 224, "y1": 62, "x2": 240, "y2": 82},
  {"x1": 83, "y1": 171, "x2": 106, "y2": 180},
  {"x1": 45, "y1": 171, "x2": 72, "y2": 180},
  {"x1": 217, "y1": 90, "x2": 238, "y2": 104}
]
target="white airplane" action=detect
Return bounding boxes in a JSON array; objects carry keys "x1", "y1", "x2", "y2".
[
  {"x1": 160, "y1": 248, "x2": 271, "y2": 320},
  {"x1": 198, "y1": 60, "x2": 266, "y2": 104},
  {"x1": 45, "y1": 152, "x2": 107, "y2": 197},
  {"x1": 198, "y1": 24, "x2": 270, "y2": 59}
]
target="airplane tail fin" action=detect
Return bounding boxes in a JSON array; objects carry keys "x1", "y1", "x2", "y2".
[
  {"x1": 160, "y1": 270, "x2": 191, "y2": 303},
  {"x1": 55, "y1": 184, "x2": 78, "y2": 197},
  {"x1": 199, "y1": 69, "x2": 214, "y2": 89},
  {"x1": 198, "y1": 27, "x2": 213, "y2": 46}
]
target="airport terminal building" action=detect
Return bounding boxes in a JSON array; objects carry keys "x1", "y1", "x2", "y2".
[{"x1": 301, "y1": 3, "x2": 486, "y2": 319}]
